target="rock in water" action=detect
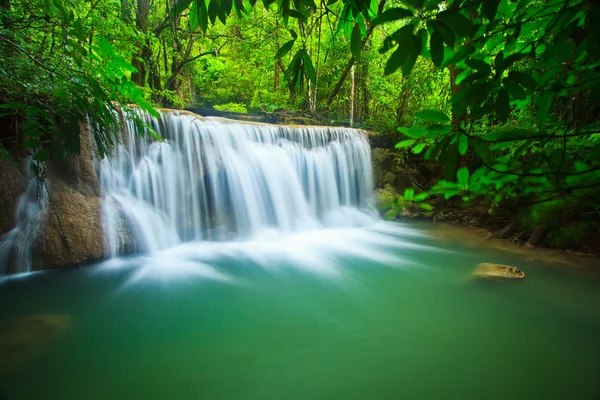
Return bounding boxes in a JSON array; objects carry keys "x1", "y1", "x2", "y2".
[
  {"x1": 0, "y1": 314, "x2": 71, "y2": 372},
  {"x1": 474, "y1": 263, "x2": 525, "y2": 279}
]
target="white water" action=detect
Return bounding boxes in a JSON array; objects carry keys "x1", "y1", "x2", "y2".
[
  {"x1": 0, "y1": 171, "x2": 48, "y2": 274},
  {"x1": 100, "y1": 110, "x2": 377, "y2": 257},
  {"x1": 0, "y1": 110, "x2": 381, "y2": 275}
]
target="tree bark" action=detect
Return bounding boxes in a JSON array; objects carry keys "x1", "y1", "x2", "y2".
[{"x1": 131, "y1": 0, "x2": 149, "y2": 87}]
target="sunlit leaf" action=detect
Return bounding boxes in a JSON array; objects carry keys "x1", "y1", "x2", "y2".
[{"x1": 416, "y1": 110, "x2": 450, "y2": 123}]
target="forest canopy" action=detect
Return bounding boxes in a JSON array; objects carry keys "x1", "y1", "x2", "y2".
[{"x1": 1, "y1": 0, "x2": 600, "y2": 247}]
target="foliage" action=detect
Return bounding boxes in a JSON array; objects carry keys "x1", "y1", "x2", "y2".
[
  {"x1": 214, "y1": 102, "x2": 248, "y2": 113},
  {"x1": 1, "y1": 0, "x2": 599, "y2": 245}
]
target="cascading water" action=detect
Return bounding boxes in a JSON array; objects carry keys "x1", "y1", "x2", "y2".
[
  {"x1": 0, "y1": 170, "x2": 48, "y2": 274},
  {"x1": 101, "y1": 110, "x2": 377, "y2": 257}
]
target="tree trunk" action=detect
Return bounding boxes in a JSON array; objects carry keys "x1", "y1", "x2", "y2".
[
  {"x1": 350, "y1": 65, "x2": 355, "y2": 126},
  {"x1": 131, "y1": 0, "x2": 149, "y2": 87}
]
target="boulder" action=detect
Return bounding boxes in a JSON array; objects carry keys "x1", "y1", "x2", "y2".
[
  {"x1": 0, "y1": 313, "x2": 71, "y2": 372},
  {"x1": 474, "y1": 263, "x2": 525, "y2": 279},
  {"x1": 0, "y1": 159, "x2": 27, "y2": 237},
  {"x1": 35, "y1": 179, "x2": 105, "y2": 269}
]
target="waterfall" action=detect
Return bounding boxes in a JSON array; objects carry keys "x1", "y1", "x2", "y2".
[
  {"x1": 100, "y1": 110, "x2": 377, "y2": 256},
  {"x1": 0, "y1": 173, "x2": 48, "y2": 274}
]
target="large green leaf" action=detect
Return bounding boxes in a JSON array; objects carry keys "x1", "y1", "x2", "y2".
[
  {"x1": 437, "y1": 10, "x2": 474, "y2": 37},
  {"x1": 398, "y1": 126, "x2": 427, "y2": 138},
  {"x1": 402, "y1": 34, "x2": 422, "y2": 75},
  {"x1": 430, "y1": 30, "x2": 444, "y2": 66},
  {"x1": 302, "y1": 50, "x2": 317, "y2": 82},
  {"x1": 274, "y1": 40, "x2": 295, "y2": 59},
  {"x1": 172, "y1": 0, "x2": 194, "y2": 17},
  {"x1": 502, "y1": 78, "x2": 526, "y2": 100},
  {"x1": 396, "y1": 139, "x2": 416, "y2": 148},
  {"x1": 416, "y1": 109, "x2": 450, "y2": 123},
  {"x1": 413, "y1": 143, "x2": 427, "y2": 154},
  {"x1": 466, "y1": 58, "x2": 491, "y2": 75},
  {"x1": 372, "y1": 7, "x2": 413, "y2": 26},
  {"x1": 384, "y1": 45, "x2": 409, "y2": 75},
  {"x1": 483, "y1": 0, "x2": 500, "y2": 21},
  {"x1": 457, "y1": 167, "x2": 469, "y2": 186}
]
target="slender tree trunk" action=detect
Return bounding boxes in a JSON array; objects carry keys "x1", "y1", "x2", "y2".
[
  {"x1": 350, "y1": 65, "x2": 355, "y2": 126},
  {"x1": 311, "y1": 9, "x2": 322, "y2": 117},
  {"x1": 274, "y1": 20, "x2": 280, "y2": 92},
  {"x1": 131, "y1": 0, "x2": 149, "y2": 86}
]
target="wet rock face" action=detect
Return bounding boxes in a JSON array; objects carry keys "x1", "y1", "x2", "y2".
[
  {"x1": 474, "y1": 263, "x2": 526, "y2": 279},
  {"x1": 0, "y1": 159, "x2": 27, "y2": 237},
  {"x1": 0, "y1": 121, "x2": 107, "y2": 271},
  {"x1": 371, "y1": 148, "x2": 416, "y2": 193},
  {"x1": 36, "y1": 179, "x2": 105, "y2": 269},
  {"x1": 0, "y1": 314, "x2": 71, "y2": 372}
]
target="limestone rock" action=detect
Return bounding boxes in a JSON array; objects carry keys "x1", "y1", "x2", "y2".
[
  {"x1": 0, "y1": 313, "x2": 71, "y2": 372},
  {"x1": 0, "y1": 159, "x2": 27, "y2": 237},
  {"x1": 474, "y1": 263, "x2": 525, "y2": 279},
  {"x1": 36, "y1": 179, "x2": 105, "y2": 269}
]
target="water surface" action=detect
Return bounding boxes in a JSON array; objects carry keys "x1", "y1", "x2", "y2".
[{"x1": 1, "y1": 222, "x2": 599, "y2": 400}]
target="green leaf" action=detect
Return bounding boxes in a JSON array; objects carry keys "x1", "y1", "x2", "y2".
[
  {"x1": 413, "y1": 143, "x2": 426, "y2": 154},
  {"x1": 416, "y1": 109, "x2": 450, "y2": 123},
  {"x1": 483, "y1": 0, "x2": 500, "y2": 21},
  {"x1": 403, "y1": 188, "x2": 415, "y2": 201},
  {"x1": 508, "y1": 71, "x2": 536, "y2": 90},
  {"x1": 403, "y1": 0, "x2": 424, "y2": 8},
  {"x1": 458, "y1": 133, "x2": 468, "y2": 155},
  {"x1": 433, "y1": 20, "x2": 455, "y2": 48},
  {"x1": 274, "y1": 40, "x2": 295, "y2": 59},
  {"x1": 402, "y1": 34, "x2": 422, "y2": 75},
  {"x1": 351, "y1": 24, "x2": 362, "y2": 60},
  {"x1": 444, "y1": 189, "x2": 459, "y2": 200},
  {"x1": 398, "y1": 127, "x2": 427, "y2": 138},
  {"x1": 148, "y1": 128, "x2": 162, "y2": 141},
  {"x1": 430, "y1": 31, "x2": 444, "y2": 66},
  {"x1": 302, "y1": 50, "x2": 317, "y2": 82},
  {"x1": 21, "y1": 139, "x2": 44, "y2": 148},
  {"x1": 385, "y1": 45, "x2": 409, "y2": 75},
  {"x1": 196, "y1": 0, "x2": 209, "y2": 33},
  {"x1": 437, "y1": 10, "x2": 474, "y2": 37},
  {"x1": 290, "y1": 29, "x2": 298, "y2": 40},
  {"x1": 372, "y1": 7, "x2": 412, "y2": 26},
  {"x1": 414, "y1": 192, "x2": 429, "y2": 202},
  {"x1": 496, "y1": 88, "x2": 511, "y2": 122},
  {"x1": 465, "y1": 58, "x2": 491, "y2": 75},
  {"x1": 172, "y1": 0, "x2": 194, "y2": 17},
  {"x1": 457, "y1": 167, "x2": 469, "y2": 186},
  {"x1": 396, "y1": 139, "x2": 416, "y2": 148},
  {"x1": 536, "y1": 92, "x2": 554, "y2": 130},
  {"x1": 502, "y1": 78, "x2": 526, "y2": 100}
]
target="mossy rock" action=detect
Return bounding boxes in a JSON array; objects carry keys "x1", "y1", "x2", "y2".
[
  {"x1": 474, "y1": 263, "x2": 525, "y2": 279},
  {"x1": 0, "y1": 314, "x2": 71, "y2": 372}
]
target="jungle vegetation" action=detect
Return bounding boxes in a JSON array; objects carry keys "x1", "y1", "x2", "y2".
[{"x1": 1, "y1": 0, "x2": 599, "y2": 249}]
